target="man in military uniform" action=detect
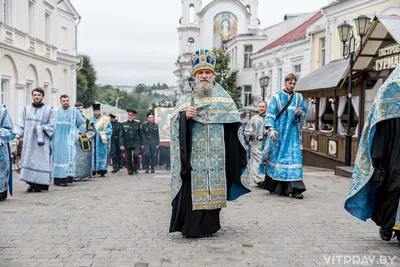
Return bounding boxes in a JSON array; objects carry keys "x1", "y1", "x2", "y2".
[
  {"x1": 109, "y1": 113, "x2": 122, "y2": 173},
  {"x1": 120, "y1": 109, "x2": 143, "y2": 175},
  {"x1": 141, "y1": 112, "x2": 160, "y2": 173}
]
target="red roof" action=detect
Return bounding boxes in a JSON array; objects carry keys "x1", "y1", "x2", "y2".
[{"x1": 256, "y1": 11, "x2": 323, "y2": 54}]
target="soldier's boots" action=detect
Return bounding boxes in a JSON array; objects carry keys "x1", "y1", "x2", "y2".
[{"x1": 111, "y1": 161, "x2": 118, "y2": 173}]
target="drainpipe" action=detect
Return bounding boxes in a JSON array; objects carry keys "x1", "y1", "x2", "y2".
[
  {"x1": 75, "y1": 15, "x2": 82, "y2": 71},
  {"x1": 321, "y1": 8, "x2": 329, "y2": 64}
]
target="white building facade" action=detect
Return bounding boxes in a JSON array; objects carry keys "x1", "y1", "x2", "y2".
[
  {"x1": 174, "y1": 0, "x2": 260, "y2": 88},
  {"x1": 0, "y1": 0, "x2": 80, "y2": 121},
  {"x1": 250, "y1": 12, "x2": 324, "y2": 105},
  {"x1": 226, "y1": 12, "x2": 318, "y2": 107}
]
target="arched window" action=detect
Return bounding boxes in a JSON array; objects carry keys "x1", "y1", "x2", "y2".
[
  {"x1": 189, "y1": 4, "x2": 195, "y2": 23},
  {"x1": 246, "y1": 5, "x2": 251, "y2": 14},
  {"x1": 188, "y1": 37, "x2": 195, "y2": 44}
]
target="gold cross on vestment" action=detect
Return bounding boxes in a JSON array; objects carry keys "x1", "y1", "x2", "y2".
[
  {"x1": 213, "y1": 177, "x2": 222, "y2": 184},
  {"x1": 195, "y1": 175, "x2": 204, "y2": 185},
  {"x1": 194, "y1": 145, "x2": 202, "y2": 155},
  {"x1": 211, "y1": 146, "x2": 221, "y2": 154}
]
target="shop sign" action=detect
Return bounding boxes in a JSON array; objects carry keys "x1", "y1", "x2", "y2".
[{"x1": 374, "y1": 43, "x2": 400, "y2": 71}]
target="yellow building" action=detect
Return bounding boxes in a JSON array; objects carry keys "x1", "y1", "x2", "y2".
[{"x1": 295, "y1": 0, "x2": 400, "y2": 173}]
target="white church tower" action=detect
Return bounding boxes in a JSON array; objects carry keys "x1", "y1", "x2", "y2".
[
  {"x1": 173, "y1": 0, "x2": 261, "y2": 89},
  {"x1": 240, "y1": 0, "x2": 260, "y2": 32},
  {"x1": 175, "y1": 0, "x2": 202, "y2": 88},
  {"x1": 178, "y1": 0, "x2": 202, "y2": 55}
]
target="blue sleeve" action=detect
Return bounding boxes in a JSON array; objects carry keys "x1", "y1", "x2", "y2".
[{"x1": 265, "y1": 96, "x2": 278, "y2": 130}]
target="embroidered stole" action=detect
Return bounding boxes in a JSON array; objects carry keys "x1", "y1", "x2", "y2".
[{"x1": 191, "y1": 122, "x2": 227, "y2": 210}]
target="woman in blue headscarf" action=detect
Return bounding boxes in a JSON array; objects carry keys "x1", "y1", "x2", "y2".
[{"x1": 345, "y1": 64, "x2": 400, "y2": 242}]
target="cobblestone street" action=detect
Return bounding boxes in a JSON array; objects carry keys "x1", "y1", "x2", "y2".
[{"x1": 1, "y1": 167, "x2": 399, "y2": 267}]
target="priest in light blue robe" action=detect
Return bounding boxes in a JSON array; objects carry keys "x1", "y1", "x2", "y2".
[
  {"x1": 0, "y1": 105, "x2": 13, "y2": 201},
  {"x1": 13, "y1": 88, "x2": 55, "y2": 192},
  {"x1": 260, "y1": 73, "x2": 307, "y2": 199},
  {"x1": 91, "y1": 104, "x2": 112, "y2": 177},
  {"x1": 52, "y1": 95, "x2": 86, "y2": 186},
  {"x1": 73, "y1": 102, "x2": 96, "y2": 181}
]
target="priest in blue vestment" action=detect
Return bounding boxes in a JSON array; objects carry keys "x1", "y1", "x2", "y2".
[
  {"x1": 91, "y1": 104, "x2": 112, "y2": 177},
  {"x1": 52, "y1": 95, "x2": 86, "y2": 186},
  {"x1": 169, "y1": 49, "x2": 251, "y2": 238},
  {"x1": 345, "y1": 65, "x2": 400, "y2": 243},
  {"x1": 13, "y1": 88, "x2": 55, "y2": 192},
  {"x1": 0, "y1": 105, "x2": 13, "y2": 201},
  {"x1": 260, "y1": 73, "x2": 307, "y2": 199},
  {"x1": 74, "y1": 102, "x2": 96, "y2": 181}
]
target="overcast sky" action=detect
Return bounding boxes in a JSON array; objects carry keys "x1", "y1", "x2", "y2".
[{"x1": 70, "y1": 0, "x2": 330, "y2": 87}]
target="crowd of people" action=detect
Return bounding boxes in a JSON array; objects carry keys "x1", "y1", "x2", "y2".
[
  {"x1": 0, "y1": 48, "x2": 399, "y2": 243},
  {"x1": 0, "y1": 90, "x2": 160, "y2": 197}
]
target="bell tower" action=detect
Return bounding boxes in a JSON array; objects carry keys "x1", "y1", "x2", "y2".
[
  {"x1": 240, "y1": 0, "x2": 260, "y2": 31},
  {"x1": 175, "y1": 0, "x2": 202, "y2": 88},
  {"x1": 181, "y1": 0, "x2": 202, "y2": 25},
  {"x1": 178, "y1": 0, "x2": 202, "y2": 55}
]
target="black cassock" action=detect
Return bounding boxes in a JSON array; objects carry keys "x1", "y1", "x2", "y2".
[
  {"x1": 169, "y1": 112, "x2": 248, "y2": 237},
  {"x1": 370, "y1": 117, "x2": 400, "y2": 233}
]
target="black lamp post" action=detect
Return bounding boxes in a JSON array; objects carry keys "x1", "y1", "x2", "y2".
[
  {"x1": 337, "y1": 15, "x2": 370, "y2": 166},
  {"x1": 259, "y1": 75, "x2": 270, "y2": 101}
]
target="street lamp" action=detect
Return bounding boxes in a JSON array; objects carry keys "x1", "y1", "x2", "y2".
[
  {"x1": 259, "y1": 75, "x2": 270, "y2": 101},
  {"x1": 337, "y1": 15, "x2": 370, "y2": 166},
  {"x1": 102, "y1": 100, "x2": 114, "y2": 105},
  {"x1": 110, "y1": 96, "x2": 124, "y2": 109}
]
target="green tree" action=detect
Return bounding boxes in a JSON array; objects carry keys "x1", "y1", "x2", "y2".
[
  {"x1": 213, "y1": 49, "x2": 242, "y2": 108},
  {"x1": 161, "y1": 83, "x2": 169, "y2": 90},
  {"x1": 77, "y1": 55, "x2": 98, "y2": 107},
  {"x1": 100, "y1": 84, "x2": 114, "y2": 90},
  {"x1": 135, "y1": 84, "x2": 147, "y2": 94}
]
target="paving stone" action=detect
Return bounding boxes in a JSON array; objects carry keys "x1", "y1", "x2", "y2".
[{"x1": 0, "y1": 167, "x2": 399, "y2": 267}]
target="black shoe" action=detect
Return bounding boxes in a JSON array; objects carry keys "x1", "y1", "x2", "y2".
[
  {"x1": 135, "y1": 171, "x2": 139, "y2": 175},
  {"x1": 379, "y1": 227, "x2": 393, "y2": 241},
  {"x1": 111, "y1": 169, "x2": 117, "y2": 173},
  {"x1": 26, "y1": 185, "x2": 33, "y2": 192},
  {"x1": 145, "y1": 169, "x2": 149, "y2": 174},
  {"x1": 151, "y1": 169, "x2": 155, "y2": 173},
  {"x1": 129, "y1": 172, "x2": 133, "y2": 175},
  {"x1": 292, "y1": 192, "x2": 304, "y2": 199},
  {"x1": 100, "y1": 174, "x2": 105, "y2": 177}
]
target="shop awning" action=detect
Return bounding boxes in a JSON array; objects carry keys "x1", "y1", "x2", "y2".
[
  {"x1": 296, "y1": 59, "x2": 348, "y2": 92},
  {"x1": 350, "y1": 15, "x2": 400, "y2": 73}
]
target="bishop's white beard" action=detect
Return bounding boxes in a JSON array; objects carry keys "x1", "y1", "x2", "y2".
[{"x1": 195, "y1": 78, "x2": 214, "y2": 98}]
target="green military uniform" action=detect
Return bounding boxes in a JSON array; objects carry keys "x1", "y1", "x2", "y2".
[
  {"x1": 120, "y1": 119, "x2": 142, "y2": 175},
  {"x1": 141, "y1": 120, "x2": 160, "y2": 173},
  {"x1": 110, "y1": 117, "x2": 122, "y2": 173}
]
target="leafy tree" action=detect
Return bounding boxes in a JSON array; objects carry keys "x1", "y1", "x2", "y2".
[
  {"x1": 135, "y1": 84, "x2": 147, "y2": 94},
  {"x1": 161, "y1": 83, "x2": 169, "y2": 90},
  {"x1": 100, "y1": 84, "x2": 114, "y2": 90},
  {"x1": 77, "y1": 55, "x2": 98, "y2": 107},
  {"x1": 213, "y1": 49, "x2": 242, "y2": 108},
  {"x1": 97, "y1": 89, "x2": 153, "y2": 122}
]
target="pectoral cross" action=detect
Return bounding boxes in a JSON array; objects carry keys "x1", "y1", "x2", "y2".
[{"x1": 187, "y1": 76, "x2": 198, "y2": 107}]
